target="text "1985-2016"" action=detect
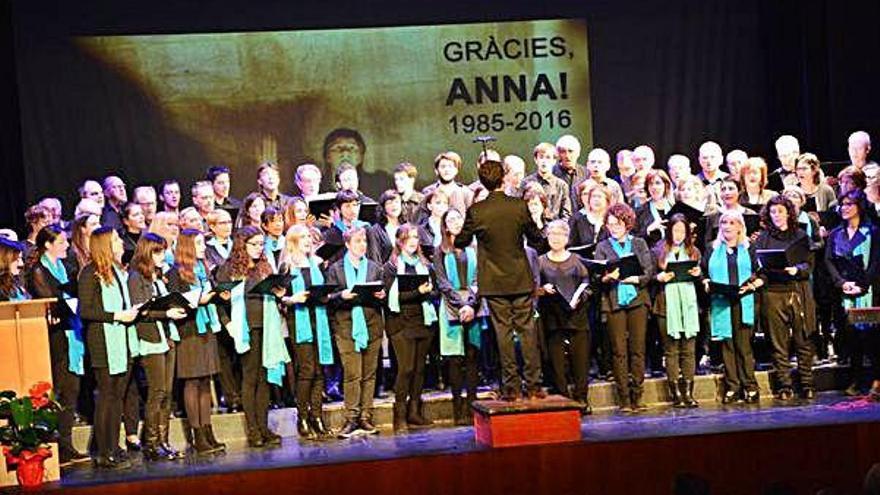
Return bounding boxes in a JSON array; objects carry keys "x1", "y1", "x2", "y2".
[{"x1": 448, "y1": 109, "x2": 572, "y2": 134}]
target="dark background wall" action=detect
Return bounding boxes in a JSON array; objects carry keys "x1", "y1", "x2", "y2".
[{"x1": 1, "y1": 0, "x2": 878, "y2": 232}]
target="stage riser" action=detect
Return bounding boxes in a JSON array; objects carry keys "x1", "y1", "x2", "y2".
[{"x1": 69, "y1": 367, "x2": 851, "y2": 451}]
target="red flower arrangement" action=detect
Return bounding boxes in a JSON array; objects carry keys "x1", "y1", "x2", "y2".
[{"x1": 0, "y1": 381, "x2": 61, "y2": 462}]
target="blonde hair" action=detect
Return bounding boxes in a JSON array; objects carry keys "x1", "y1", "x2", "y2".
[{"x1": 711, "y1": 210, "x2": 749, "y2": 250}]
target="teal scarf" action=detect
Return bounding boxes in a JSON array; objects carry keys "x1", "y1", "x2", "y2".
[
  {"x1": 663, "y1": 248, "x2": 699, "y2": 339},
  {"x1": 388, "y1": 253, "x2": 438, "y2": 326},
  {"x1": 192, "y1": 261, "x2": 221, "y2": 335},
  {"x1": 228, "y1": 280, "x2": 251, "y2": 354},
  {"x1": 610, "y1": 236, "x2": 638, "y2": 307},
  {"x1": 9, "y1": 285, "x2": 27, "y2": 301},
  {"x1": 163, "y1": 247, "x2": 175, "y2": 274},
  {"x1": 206, "y1": 237, "x2": 231, "y2": 260},
  {"x1": 343, "y1": 253, "x2": 370, "y2": 352},
  {"x1": 843, "y1": 226, "x2": 873, "y2": 312},
  {"x1": 439, "y1": 248, "x2": 485, "y2": 356},
  {"x1": 41, "y1": 255, "x2": 84, "y2": 375},
  {"x1": 334, "y1": 218, "x2": 368, "y2": 233},
  {"x1": 100, "y1": 266, "x2": 138, "y2": 375},
  {"x1": 138, "y1": 278, "x2": 180, "y2": 356},
  {"x1": 262, "y1": 292, "x2": 290, "y2": 386},
  {"x1": 708, "y1": 243, "x2": 754, "y2": 340},
  {"x1": 290, "y1": 257, "x2": 333, "y2": 365}
]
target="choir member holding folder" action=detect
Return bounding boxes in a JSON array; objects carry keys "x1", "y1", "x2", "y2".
[
  {"x1": 127, "y1": 232, "x2": 188, "y2": 461},
  {"x1": 279, "y1": 225, "x2": 335, "y2": 439},
  {"x1": 825, "y1": 190, "x2": 880, "y2": 399},
  {"x1": 594, "y1": 202, "x2": 655, "y2": 413},
  {"x1": 702, "y1": 211, "x2": 763, "y2": 404},
  {"x1": 167, "y1": 230, "x2": 228, "y2": 455},
  {"x1": 382, "y1": 224, "x2": 438, "y2": 432},
  {"x1": 537, "y1": 220, "x2": 592, "y2": 414},
  {"x1": 215, "y1": 226, "x2": 287, "y2": 448},
  {"x1": 754, "y1": 196, "x2": 817, "y2": 401},
  {"x1": 324, "y1": 226, "x2": 386, "y2": 438},
  {"x1": 78, "y1": 227, "x2": 141, "y2": 470},
  {"x1": 635, "y1": 170, "x2": 674, "y2": 245},
  {"x1": 25, "y1": 225, "x2": 88, "y2": 464}
]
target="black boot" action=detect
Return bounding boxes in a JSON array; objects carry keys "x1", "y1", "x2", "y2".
[
  {"x1": 193, "y1": 426, "x2": 220, "y2": 456},
  {"x1": 617, "y1": 385, "x2": 633, "y2": 413},
  {"x1": 681, "y1": 380, "x2": 699, "y2": 408},
  {"x1": 393, "y1": 402, "x2": 409, "y2": 433},
  {"x1": 204, "y1": 424, "x2": 227, "y2": 452},
  {"x1": 407, "y1": 399, "x2": 433, "y2": 427},
  {"x1": 668, "y1": 380, "x2": 684, "y2": 408},
  {"x1": 631, "y1": 387, "x2": 648, "y2": 412},
  {"x1": 309, "y1": 414, "x2": 329, "y2": 437},
  {"x1": 452, "y1": 396, "x2": 468, "y2": 426},
  {"x1": 159, "y1": 423, "x2": 184, "y2": 460},
  {"x1": 141, "y1": 426, "x2": 165, "y2": 462},
  {"x1": 246, "y1": 425, "x2": 265, "y2": 448},
  {"x1": 297, "y1": 413, "x2": 316, "y2": 439}
]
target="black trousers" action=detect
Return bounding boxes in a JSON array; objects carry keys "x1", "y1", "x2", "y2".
[
  {"x1": 764, "y1": 290, "x2": 815, "y2": 389},
  {"x1": 719, "y1": 301, "x2": 758, "y2": 393},
  {"x1": 336, "y1": 334, "x2": 382, "y2": 422},
  {"x1": 123, "y1": 362, "x2": 142, "y2": 437},
  {"x1": 240, "y1": 327, "x2": 270, "y2": 435},
  {"x1": 215, "y1": 330, "x2": 242, "y2": 407},
  {"x1": 846, "y1": 324, "x2": 880, "y2": 386},
  {"x1": 485, "y1": 294, "x2": 542, "y2": 395},
  {"x1": 606, "y1": 304, "x2": 648, "y2": 402},
  {"x1": 546, "y1": 328, "x2": 590, "y2": 401},
  {"x1": 657, "y1": 316, "x2": 696, "y2": 382},
  {"x1": 49, "y1": 330, "x2": 81, "y2": 453},
  {"x1": 293, "y1": 340, "x2": 325, "y2": 418},
  {"x1": 390, "y1": 333, "x2": 432, "y2": 404},
  {"x1": 141, "y1": 350, "x2": 175, "y2": 438},
  {"x1": 93, "y1": 366, "x2": 130, "y2": 457},
  {"x1": 448, "y1": 343, "x2": 480, "y2": 400}
]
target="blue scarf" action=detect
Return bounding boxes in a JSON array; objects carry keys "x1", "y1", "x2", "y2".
[
  {"x1": 708, "y1": 243, "x2": 754, "y2": 340},
  {"x1": 192, "y1": 261, "x2": 222, "y2": 335},
  {"x1": 290, "y1": 257, "x2": 333, "y2": 365},
  {"x1": 206, "y1": 237, "x2": 231, "y2": 260},
  {"x1": 228, "y1": 280, "x2": 251, "y2": 354},
  {"x1": 663, "y1": 248, "x2": 699, "y2": 339},
  {"x1": 343, "y1": 253, "x2": 370, "y2": 352},
  {"x1": 262, "y1": 291, "x2": 290, "y2": 385},
  {"x1": 610, "y1": 236, "x2": 638, "y2": 307},
  {"x1": 334, "y1": 218, "x2": 368, "y2": 234},
  {"x1": 40, "y1": 254, "x2": 84, "y2": 375},
  {"x1": 99, "y1": 266, "x2": 138, "y2": 375},
  {"x1": 842, "y1": 226, "x2": 873, "y2": 313},
  {"x1": 439, "y1": 248, "x2": 485, "y2": 356},
  {"x1": 388, "y1": 253, "x2": 438, "y2": 326}
]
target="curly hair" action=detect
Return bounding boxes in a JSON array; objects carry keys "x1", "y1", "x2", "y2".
[
  {"x1": 759, "y1": 195, "x2": 798, "y2": 236},
  {"x1": 605, "y1": 202, "x2": 637, "y2": 232},
  {"x1": 224, "y1": 225, "x2": 271, "y2": 281}
]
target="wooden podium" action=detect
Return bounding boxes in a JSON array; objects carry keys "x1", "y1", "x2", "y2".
[
  {"x1": 472, "y1": 395, "x2": 583, "y2": 448},
  {"x1": 0, "y1": 298, "x2": 61, "y2": 487}
]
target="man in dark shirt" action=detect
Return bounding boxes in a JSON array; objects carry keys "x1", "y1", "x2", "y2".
[{"x1": 455, "y1": 160, "x2": 545, "y2": 401}]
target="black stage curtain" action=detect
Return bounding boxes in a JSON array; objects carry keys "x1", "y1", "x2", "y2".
[{"x1": 1, "y1": 0, "x2": 878, "y2": 232}]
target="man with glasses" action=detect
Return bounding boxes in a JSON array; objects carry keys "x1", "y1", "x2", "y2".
[
  {"x1": 133, "y1": 186, "x2": 158, "y2": 226},
  {"x1": 100, "y1": 175, "x2": 127, "y2": 231}
]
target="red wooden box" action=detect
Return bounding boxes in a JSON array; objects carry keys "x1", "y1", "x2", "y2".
[{"x1": 472, "y1": 394, "x2": 583, "y2": 448}]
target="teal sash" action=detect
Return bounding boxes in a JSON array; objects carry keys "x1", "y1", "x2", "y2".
[
  {"x1": 193, "y1": 261, "x2": 221, "y2": 335},
  {"x1": 843, "y1": 226, "x2": 873, "y2": 312},
  {"x1": 343, "y1": 253, "x2": 370, "y2": 352},
  {"x1": 708, "y1": 243, "x2": 754, "y2": 340},
  {"x1": 290, "y1": 257, "x2": 333, "y2": 365},
  {"x1": 206, "y1": 237, "x2": 231, "y2": 260},
  {"x1": 333, "y1": 218, "x2": 368, "y2": 233},
  {"x1": 439, "y1": 248, "x2": 485, "y2": 356},
  {"x1": 228, "y1": 281, "x2": 251, "y2": 354},
  {"x1": 100, "y1": 266, "x2": 138, "y2": 375},
  {"x1": 262, "y1": 293, "x2": 290, "y2": 386},
  {"x1": 41, "y1": 254, "x2": 84, "y2": 375},
  {"x1": 264, "y1": 235, "x2": 283, "y2": 274},
  {"x1": 610, "y1": 236, "x2": 638, "y2": 307},
  {"x1": 388, "y1": 253, "x2": 438, "y2": 326},
  {"x1": 663, "y1": 248, "x2": 699, "y2": 339}
]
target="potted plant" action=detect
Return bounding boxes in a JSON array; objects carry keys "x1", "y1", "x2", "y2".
[{"x1": 0, "y1": 382, "x2": 60, "y2": 489}]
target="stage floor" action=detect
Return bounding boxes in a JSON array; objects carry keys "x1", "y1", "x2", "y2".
[{"x1": 53, "y1": 392, "x2": 880, "y2": 490}]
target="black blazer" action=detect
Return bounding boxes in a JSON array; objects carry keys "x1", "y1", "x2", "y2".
[
  {"x1": 127, "y1": 269, "x2": 172, "y2": 344},
  {"x1": 324, "y1": 256, "x2": 385, "y2": 342},
  {"x1": 568, "y1": 211, "x2": 608, "y2": 247},
  {"x1": 594, "y1": 236, "x2": 656, "y2": 312},
  {"x1": 454, "y1": 190, "x2": 544, "y2": 296},
  {"x1": 367, "y1": 223, "x2": 394, "y2": 264},
  {"x1": 27, "y1": 261, "x2": 76, "y2": 334},
  {"x1": 78, "y1": 263, "x2": 131, "y2": 369}
]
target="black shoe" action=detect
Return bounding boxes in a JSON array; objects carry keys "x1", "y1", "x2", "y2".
[
  {"x1": 801, "y1": 387, "x2": 816, "y2": 400},
  {"x1": 844, "y1": 383, "x2": 861, "y2": 397},
  {"x1": 125, "y1": 438, "x2": 142, "y2": 452},
  {"x1": 94, "y1": 454, "x2": 132, "y2": 470},
  {"x1": 246, "y1": 429, "x2": 266, "y2": 448},
  {"x1": 297, "y1": 417, "x2": 317, "y2": 439},
  {"x1": 776, "y1": 388, "x2": 794, "y2": 401},
  {"x1": 337, "y1": 420, "x2": 360, "y2": 439},
  {"x1": 722, "y1": 390, "x2": 738, "y2": 404},
  {"x1": 261, "y1": 429, "x2": 282, "y2": 446},
  {"x1": 204, "y1": 425, "x2": 226, "y2": 452},
  {"x1": 580, "y1": 398, "x2": 593, "y2": 416},
  {"x1": 745, "y1": 390, "x2": 760, "y2": 404},
  {"x1": 226, "y1": 403, "x2": 243, "y2": 414},
  {"x1": 359, "y1": 418, "x2": 379, "y2": 435},
  {"x1": 309, "y1": 416, "x2": 329, "y2": 437},
  {"x1": 681, "y1": 380, "x2": 699, "y2": 408},
  {"x1": 59, "y1": 448, "x2": 90, "y2": 465},
  {"x1": 631, "y1": 390, "x2": 648, "y2": 412},
  {"x1": 668, "y1": 381, "x2": 684, "y2": 408}
]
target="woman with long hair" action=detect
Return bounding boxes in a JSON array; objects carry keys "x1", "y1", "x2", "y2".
[
  {"x1": 702, "y1": 211, "x2": 763, "y2": 404},
  {"x1": 167, "y1": 229, "x2": 228, "y2": 455},
  {"x1": 235, "y1": 192, "x2": 266, "y2": 230},
  {"x1": 435, "y1": 208, "x2": 486, "y2": 425},
  {"x1": 595, "y1": 202, "x2": 656, "y2": 413},
  {"x1": 383, "y1": 223, "x2": 438, "y2": 432},
  {"x1": 279, "y1": 225, "x2": 333, "y2": 439},
  {"x1": 77, "y1": 227, "x2": 140, "y2": 470},
  {"x1": 216, "y1": 225, "x2": 287, "y2": 447},
  {"x1": 652, "y1": 214, "x2": 702, "y2": 408},
  {"x1": 121, "y1": 202, "x2": 146, "y2": 264},
  {"x1": 367, "y1": 189, "x2": 403, "y2": 264},
  {"x1": 0, "y1": 237, "x2": 27, "y2": 301},
  {"x1": 67, "y1": 214, "x2": 101, "y2": 275},
  {"x1": 755, "y1": 196, "x2": 817, "y2": 401},
  {"x1": 25, "y1": 225, "x2": 88, "y2": 464},
  {"x1": 127, "y1": 233, "x2": 187, "y2": 461}
]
